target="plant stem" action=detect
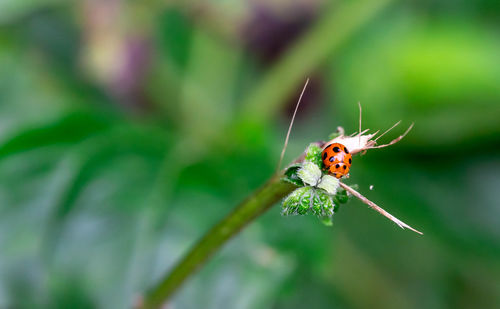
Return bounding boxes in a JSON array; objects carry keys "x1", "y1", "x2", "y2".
[{"x1": 142, "y1": 174, "x2": 296, "y2": 308}]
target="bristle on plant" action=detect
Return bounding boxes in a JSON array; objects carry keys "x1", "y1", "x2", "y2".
[
  {"x1": 324, "y1": 123, "x2": 413, "y2": 155},
  {"x1": 339, "y1": 182, "x2": 423, "y2": 235}
]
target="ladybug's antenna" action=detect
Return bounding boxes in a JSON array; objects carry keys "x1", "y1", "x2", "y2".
[{"x1": 276, "y1": 78, "x2": 310, "y2": 173}]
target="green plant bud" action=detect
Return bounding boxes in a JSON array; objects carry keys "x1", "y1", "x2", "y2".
[
  {"x1": 335, "y1": 188, "x2": 349, "y2": 204},
  {"x1": 282, "y1": 201, "x2": 298, "y2": 216},
  {"x1": 297, "y1": 162, "x2": 322, "y2": 186},
  {"x1": 304, "y1": 143, "x2": 323, "y2": 168},
  {"x1": 318, "y1": 190, "x2": 335, "y2": 216},
  {"x1": 298, "y1": 198, "x2": 310, "y2": 214},
  {"x1": 317, "y1": 174, "x2": 339, "y2": 195},
  {"x1": 323, "y1": 196, "x2": 334, "y2": 212},
  {"x1": 282, "y1": 185, "x2": 338, "y2": 227},
  {"x1": 282, "y1": 186, "x2": 306, "y2": 215},
  {"x1": 283, "y1": 163, "x2": 304, "y2": 186},
  {"x1": 333, "y1": 202, "x2": 339, "y2": 213},
  {"x1": 311, "y1": 194, "x2": 322, "y2": 216},
  {"x1": 334, "y1": 184, "x2": 358, "y2": 204}
]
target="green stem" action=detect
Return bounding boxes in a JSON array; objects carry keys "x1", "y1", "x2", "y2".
[{"x1": 142, "y1": 174, "x2": 296, "y2": 308}]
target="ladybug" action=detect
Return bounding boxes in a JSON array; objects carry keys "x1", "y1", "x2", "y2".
[{"x1": 321, "y1": 143, "x2": 352, "y2": 179}]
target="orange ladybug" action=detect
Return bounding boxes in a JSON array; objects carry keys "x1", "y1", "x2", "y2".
[{"x1": 321, "y1": 143, "x2": 352, "y2": 179}]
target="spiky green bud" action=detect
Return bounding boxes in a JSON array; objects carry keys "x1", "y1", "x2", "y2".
[
  {"x1": 283, "y1": 163, "x2": 304, "y2": 186},
  {"x1": 282, "y1": 186, "x2": 336, "y2": 225},
  {"x1": 317, "y1": 174, "x2": 339, "y2": 195},
  {"x1": 297, "y1": 162, "x2": 322, "y2": 187},
  {"x1": 304, "y1": 143, "x2": 323, "y2": 168}
]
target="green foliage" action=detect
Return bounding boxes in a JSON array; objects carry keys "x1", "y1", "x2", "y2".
[
  {"x1": 282, "y1": 186, "x2": 335, "y2": 221},
  {"x1": 283, "y1": 163, "x2": 304, "y2": 187},
  {"x1": 282, "y1": 148, "x2": 344, "y2": 226},
  {"x1": 297, "y1": 161, "x2": 323, "y2": 187},
  {"x1": 334, "y1": 185, "x2": 357, "y2": 205},
  {"x1": 304, "y1": 143, "x2": 323, "y2": 168}
]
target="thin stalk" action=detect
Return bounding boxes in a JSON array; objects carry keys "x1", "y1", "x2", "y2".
[{"x1": 141, "y1": 173, "x2": 296, "y2": 309}]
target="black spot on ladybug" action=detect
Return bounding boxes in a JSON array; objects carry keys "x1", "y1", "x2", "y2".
[
  {"x1": 343, "y1": 165, "x2": 347, "y2": 170},
  {"x1": 349, "y1": 158, "x2": 352, "y2": 164},
  {"x1": 333, "y1": 146, "x2": 340, "y2": 153},
  {"x1": 344, "y1": 147, "x2": 349, "y2": 154},
  {"x1": 335, "y1": 163, "x2": 340, "y2": 168},
  {"x1": 329, "y1": 156, "x2": 334, "y2": 162},
  {"x1": 323, "y1": 152, "x2": 327, "y2": 160}
]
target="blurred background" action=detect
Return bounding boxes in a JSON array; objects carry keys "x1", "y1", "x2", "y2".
[{"x1": 1, "y1": 0, "x2": 499, "y2": 308}]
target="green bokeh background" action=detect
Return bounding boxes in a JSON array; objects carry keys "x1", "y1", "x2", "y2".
[{"x1": 1, "y1": 0, "x2": 499, "y2": 308}]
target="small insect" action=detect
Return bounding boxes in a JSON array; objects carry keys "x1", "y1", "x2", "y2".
[
  {"x1": 321, "y1": 142, "x2": 352, "y2": 179},
  {"x1": 279, "y1": 80, "x2": 421, "y2": 234}
]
